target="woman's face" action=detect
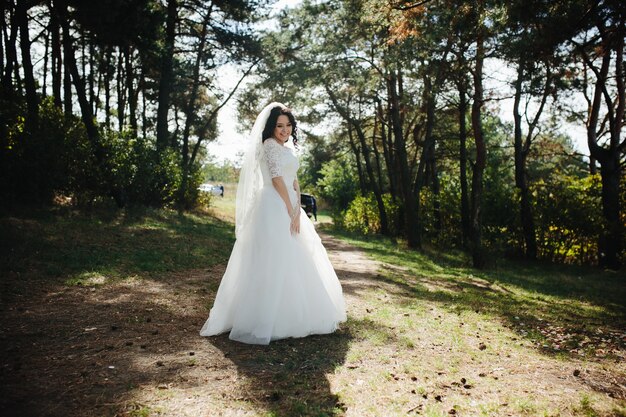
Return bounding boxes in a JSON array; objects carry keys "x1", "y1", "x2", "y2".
[{"x1": 273, "y1": 115, "x2": 292, "y2": 143}]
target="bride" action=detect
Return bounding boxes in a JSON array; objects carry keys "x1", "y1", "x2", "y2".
[{"x1": 200, "y1": 102, "x2": 347, "y2": 345}]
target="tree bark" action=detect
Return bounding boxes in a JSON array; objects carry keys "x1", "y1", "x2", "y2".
[
  {"x1": 0, "y1": 1, "x2": 4, "y2": 78},
  {"x1": 326, "y1": 86, "x2": 389, "y2": 235},
  {"x1": 178, "y1": 8, "x2": 211, "y2": 208},
  {"x1": 125, "y1": 45, "x2": 138, "y2": 137},
  {"x1": 470, "y1": 16, "x2": 487, "y2": 268},
  {"x1": 512, "y1": 60, "x2": 537, "y2": 259},
  {"x1": 57, "y1": 1, "x2": 99, "y2": 147},
  {"x1": 156, "y1": 0, "x2": 177, "y2": 151},
  {"x1": 63, "y1": 45, "x2": 72, "y2": 116},
  {"x1": 348, "y1": 124, "x2": 367, "y2": 196},
  {"x1": 16, "y1": 0, "x2": 38, "y2": 124},
  {"x1": 49, "y1": 0, "x2": 62, "y2": 108},
  {"x1": 388, "y1": 70, "x2": 419, "y2": 247},
  {"x1": 372, "y1": 114, "x2": 384, "y2": 194},
  {"x1": 1, "y1": 0, "x2": 19, "y2": 96},
  {"x1": 377, "y1": 100, "x2": 396, "y2": 199},
  {"x1": 458, "y1": 76, "x2": 470, "y2": 248},
  {"x1": 104, "y1": 47, "x2": 111, "y2": 128},
  {"x1": 42, "y1": 21, "x2": 49, "y2": 97},
  {"x1": 116, "y1": 49, "x2": 125, "y2": 132},
  {"x1": 583, "y1": 16, "x2": 624, "y2": 270}
]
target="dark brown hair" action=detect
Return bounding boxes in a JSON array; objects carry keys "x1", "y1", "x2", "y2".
[{"x1": 262, "y1": 105, "x2": 298, "y2": 147}]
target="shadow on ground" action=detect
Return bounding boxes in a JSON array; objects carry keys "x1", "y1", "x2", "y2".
[
  {"x1": 208, "y1": 330, "x2": 351, "y2": 417},
  {"x1": 0, "y1": 209, "x2": 356, "y2": 417}
]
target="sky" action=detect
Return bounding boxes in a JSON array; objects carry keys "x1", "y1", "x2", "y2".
[
  {"x1": 205, "y1": 0, "x2": 301, "y2": 164},
  {"x1": 206, "y1": 0, "x2": 589, "y2": 165}
]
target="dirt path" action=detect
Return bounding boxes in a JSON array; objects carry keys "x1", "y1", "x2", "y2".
[
  {"x1": 0, "y1": 231, "x2": 378, "y2": 417},
  {"x1": 1, "y1": 231, "x2": 624, "y2": 417}
]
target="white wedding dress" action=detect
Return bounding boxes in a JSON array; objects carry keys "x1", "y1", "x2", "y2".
[{"x1": 200, "y1": 138, "x2": 346, "y2": 345}]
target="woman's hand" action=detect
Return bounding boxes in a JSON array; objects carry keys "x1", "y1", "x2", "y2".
[{"x1": 290, "y1": 207, "x2": 301, "y2": 235}]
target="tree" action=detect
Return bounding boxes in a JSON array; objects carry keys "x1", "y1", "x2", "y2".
[{"x1": 574, "y1": 2, "x2": 625, "y2": 269}]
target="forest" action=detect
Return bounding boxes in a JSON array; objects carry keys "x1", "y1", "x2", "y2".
[{"x1": 1, "y1": 0, "x2": 624, "y2": 269}]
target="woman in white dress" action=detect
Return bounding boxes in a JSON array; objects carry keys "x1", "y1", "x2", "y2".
[{"x1": 200, "y1": 102, "x2": 347, "y2": 345}]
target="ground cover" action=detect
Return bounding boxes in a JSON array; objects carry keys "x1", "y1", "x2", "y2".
[{"x1": 0, "y1": 205, "x2": 624, "y2": 416}]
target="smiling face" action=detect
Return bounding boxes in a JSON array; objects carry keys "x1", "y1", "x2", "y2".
[{"x1": 273, "y1": 115, "x2": 293, "y2": 144}]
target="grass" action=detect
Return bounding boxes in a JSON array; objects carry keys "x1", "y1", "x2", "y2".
[
  {"x1": 0, "y1": 205, "x2": 235, "y2": 290},
  {"x1": 314, "y1": 226, "x2": 626, "y2": 416},
  {"x1": 323, "y1": 227, "x2": 626, "y2": 359}
]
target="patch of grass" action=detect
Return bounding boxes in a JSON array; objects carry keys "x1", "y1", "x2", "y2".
[
  {"x1": 0, "y1": 206, "x2": 235, "y2": 291},
  {"x1": 325, "y1": 227, "x2": 626, "y2": 358},
  {"x1": 125, "y1": 403, "x2": 163, "y2": 417},
  {"x1": 577, "y1": 394, "x2": 600, "y2": 417}
]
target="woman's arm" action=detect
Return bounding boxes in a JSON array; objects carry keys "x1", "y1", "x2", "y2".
[
  {"x1": 293, "y1": 177, "x2": 301, "y2": 199},
  {"x1": 271, "y1": 176, "x2": 296, "y2": 218}
]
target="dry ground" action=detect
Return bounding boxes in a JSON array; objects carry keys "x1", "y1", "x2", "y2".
[{"x1": 1, "y1": 229, "x2": 625, "y2": 417}]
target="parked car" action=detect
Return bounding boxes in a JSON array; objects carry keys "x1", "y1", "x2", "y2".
[
  {"x1": 300, "y1": 193, "x2": 317, "y2": 220},
  {"x1": 198, "y1": 183, "x2": 223, "y2": 196}
]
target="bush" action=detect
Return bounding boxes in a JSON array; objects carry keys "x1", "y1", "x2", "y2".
[
  {"x1": 533, "y1": 173, "x2": 603, "y2": 264},
  {"x1": 0, "y1": 96, "x2": 188, "y2": 209},
  {"x1": 316, "y1": 156, "x2": 358, "y2": 222},
  {"x1": 342, "y1": 193, "x2": 400, "y2": 235}
]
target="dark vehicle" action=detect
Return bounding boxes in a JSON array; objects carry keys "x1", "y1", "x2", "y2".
[{"x1": 300, "y1": 193, "x2": 317, "y2": 221}]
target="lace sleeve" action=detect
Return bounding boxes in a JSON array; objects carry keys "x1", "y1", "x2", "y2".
[{"x1": 263, "y1": 139, "x2": 283, "y2": 178}]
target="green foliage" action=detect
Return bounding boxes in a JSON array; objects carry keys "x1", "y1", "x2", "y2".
[
  {"x1": 201, "y1": 155, "x2": 239, "y2": 183},
  {"x1": 533, "y1": 173, "x2": 602, "y2": 264},
  {"x1": 74, "y1": 129, "x2": 184, "y2": 207},
  {"x1": 0, "y1": 97, "x2": 75, "y2": 203},
  {"x1": 343, "y1": 193, "x2": 400, "y2": 235},
  {"x1": 316, "y1": 155, "x2": 359, "y2": 219},
  {"x1": 0, "y1": 97, "x2": 188, "y2": 209}
]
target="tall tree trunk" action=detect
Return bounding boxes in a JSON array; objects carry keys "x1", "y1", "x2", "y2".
[
  {"x1": 458, "y1": 77, "x2": 470, "y2": 248},
  {"x1": 0, "y1": 0, "x2": 8, "y2": 143},
  {"x1": 63, "y1": 48, "x2": 72, "y2": 116},
  {"x1": 156, "y1": 0, "x2": 177, "y2": 151},
  {"x1": 371, "y1": 115, "x2": 384, "y2": 195},
  {"x1": 388, "y1": 69, "x2": 419, "y2": 247},
  {"x1": 598, "y1": 156, "x2": 622, "y2": 269},
  {"x1": 140, "y1": 69, "x2": 147, "y2": 139},
  {"x1": 125, "y1": 45, "x2": 138, "y2": 137},
  {"x1": 179, "y1": 9, "x2": 211, "y2": 208},
  {"x1": 513, "y1": 56, "x2": 551, "y2": 260},
  {"x1": 378, "y1": 100, "x2": 396, "y2": 198},
  {"x1": 50, "y1": 0, "x2": 62, "y2": 108},
  {"x1": 512, "y1": 60, "x2": 537, "y2": 259},
  {"x1": 0, "y1": 1, "x2": 4, "y2": 77},
  {"x1": 57, "y1": 1, "x2": 98, "y2": 147},
  {"x1": 326, "y1": 85, "x2": 389, "y2": 234},
  {"x1": 116, "y1": 49, "x2": 125, "y2": 132},
  {"x1": 89, "y1": 41, "x2": 95, "y2": 115},
  {"x1": 42, "y1": 22, "x2": 49, "y2": 97},
  {"x1": 348, "y1": 124, "x2": 367, "y2": 196},
  {"x1": 412, "y1": 74, "x2": 438, "y2": 240},
  {"x1": 16, "y1": 1, "x2": 38, "y2": 125},
  {"x1": 353, "y1": 122, "x2": 389, "y2": 235},
  {"x1": 1, "y1": 0, "x2": 18, "y2": 95},
  {"x1": 582, "y1": 17, "x2": 624, "y2": 270},
  {"x1": 413, "y1": 75, "x2": 436, "y2": 195},
  {"x1": 104, "y1": 47, "x2": 111, "y2": 128},
  {"x1": 430, "y1": 155, "x2": 442, "y2": 233},
  {"x1": 470, "y1": 18, "x2": 487, "y2": 268}
]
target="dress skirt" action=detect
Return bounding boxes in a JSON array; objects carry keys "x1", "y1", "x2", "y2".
[{"x1": 200, "y1": 185, "x2": 346, "y2": 345}]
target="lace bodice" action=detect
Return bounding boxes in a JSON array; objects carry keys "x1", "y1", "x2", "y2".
[{"x1": 262, "y1": 138, "x2": 299, "y2": 186}]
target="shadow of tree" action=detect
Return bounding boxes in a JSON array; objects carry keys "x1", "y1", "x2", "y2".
[
  {"x1": 0, "y1": 208, "x2": 358, "y2": 417},
  {"x1": 208, "y1": 329, "x2": 352, "y2": 417}
]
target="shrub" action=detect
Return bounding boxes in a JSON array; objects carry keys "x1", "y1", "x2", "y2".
[{"x1": 343, "y1": 193, "x2": 400, "y2": 235}]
